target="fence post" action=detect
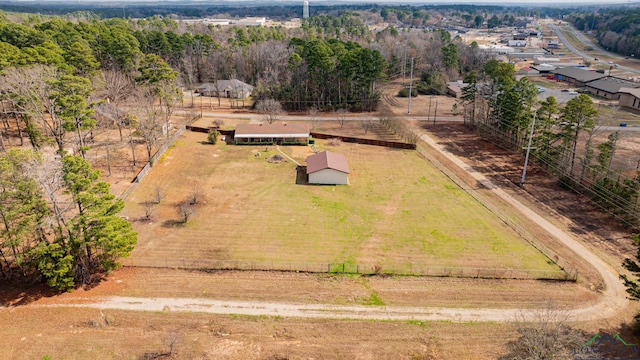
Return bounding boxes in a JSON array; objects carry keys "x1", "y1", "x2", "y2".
[{"x1": 342, "y1": 263, "x2": 345, "y2": 273}]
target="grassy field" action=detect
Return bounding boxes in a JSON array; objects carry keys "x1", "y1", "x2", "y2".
[{"x1": 122, "y1": 131, "x2": 559, "y2": 272}]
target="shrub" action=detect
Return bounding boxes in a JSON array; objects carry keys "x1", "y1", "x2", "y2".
[
  {"x1": 207, "y1": 129, "x2": 218, "y2": 145},
  {"x1": 398, "y1": 87, "x2": 418, "y2": 97}
]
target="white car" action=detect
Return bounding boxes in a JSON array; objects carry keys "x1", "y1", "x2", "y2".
[{"x1": 568, "y1": 91, "x2": 578, "y2": 95}]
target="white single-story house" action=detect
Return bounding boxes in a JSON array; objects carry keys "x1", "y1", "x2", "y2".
[
  {"x1": 234, "y1": 123, "x2": 310, "y2": 145},
  {"x1": 306, "y1": 151, "x2": 350, "y2": 185},
  {"x1": 198, "y1": 79, "x2": 254, "y2": 99}
]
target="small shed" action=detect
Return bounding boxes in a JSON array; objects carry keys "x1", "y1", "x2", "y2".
[
  {"x1": 446, "y1": 81, "x2": 467, "y2": 98},
  {"x1": 306, "y1": 151, "x2": 350, "y2": 185}
]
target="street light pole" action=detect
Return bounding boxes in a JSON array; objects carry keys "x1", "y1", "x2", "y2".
[{"x1": 520, "y1": 109, "x2": 537, "y2": 186}]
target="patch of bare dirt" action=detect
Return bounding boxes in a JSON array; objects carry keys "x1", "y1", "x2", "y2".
[{"x1": 424, "y1": 122, "x2": 636, "y2": 271}]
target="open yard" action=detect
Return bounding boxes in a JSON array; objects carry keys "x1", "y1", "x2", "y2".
[{"x1": 122, "y1": 130, "x2": 560, "y2": 274}]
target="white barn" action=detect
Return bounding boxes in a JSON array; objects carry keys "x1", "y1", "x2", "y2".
[{"x1": 306, "y1": 151, "x2": 349, "y2": 185}]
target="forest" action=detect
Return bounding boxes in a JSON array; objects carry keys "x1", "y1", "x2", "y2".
[{"x1": 569, "y1": 8, "x2": 640, "y2": 56}]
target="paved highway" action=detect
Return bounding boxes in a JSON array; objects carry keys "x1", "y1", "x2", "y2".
[{"x1": 549, "y1": 24, "x2": 640, "y2": 75}]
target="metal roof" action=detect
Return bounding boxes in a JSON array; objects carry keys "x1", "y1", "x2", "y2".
[
  {"x1": 618, "y1": 87, "x2": 640, "y2": 98},
  {"x1": 235, "y1": 123, "x2": 310, "y2": 138},
  {"x1": 198, "y1": 79, "x2": 254, "y2": 92},
  {"x1": 306, "y1": 151, "x2": 350, "y2": 175},
  {"x1": 551, "y1": 67, "x2": 606, "y2": 83},
  {"x1": 585, "y1": 77, "x2": 640, "y2": 94}
]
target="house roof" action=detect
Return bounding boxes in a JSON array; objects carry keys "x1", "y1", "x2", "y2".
[
  {"x1": 532, "y1": 64, "x2": 555, "y2": 71},
  {"x1": 306, "y1": 151, "x2": 350, "y2": 175},
  {"x1": 198, "y1": 79, "x2": 254, "y2": 93},
  {"x1": 618, "y1": 87, "x2": 640, "y2": 98},
  {"x1": 585, "y1": 77, "x2": 640, "y2": 94},
  {"x1": 551, "y1": 67, "x2": 606, "y2": 83},
  {"x1": 234, "y1": 123, "x2": 310, "y2": 138}
]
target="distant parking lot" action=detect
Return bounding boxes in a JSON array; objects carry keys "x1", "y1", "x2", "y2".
[{"x1": 537, "y1": 86, "x2": 580, "y2": 103}]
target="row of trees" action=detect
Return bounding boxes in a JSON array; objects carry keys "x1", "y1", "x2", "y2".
[
  {"x1": 460, "y1": 60, "x2": 640, "y2": 228},
  {"x1": 252, "y1": 38, "x2": 386, "y2": 112}
]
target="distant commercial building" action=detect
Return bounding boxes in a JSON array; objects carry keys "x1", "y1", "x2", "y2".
[
  {"x1": 584, "y1": 77, "x2": 640, "y2": 100},
  {"x1": 235, "y1": 17, "x2": 266, "y2": 27},
  {"x1": 550, "y1": 67, "x2": 607, "y2": 87},
  {"x1": 508, "y1": 40, "x2": 527, "y2": 47},
  {"x1": 618, "y1": 88, "x2": 640, "y2": 112},
  {"x1": 303, "y1": 1, "x2": 309, "y2": 19}
]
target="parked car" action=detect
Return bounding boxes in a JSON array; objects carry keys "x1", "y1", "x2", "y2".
[
  {"x1": 620, "y1": 122, "x2": 628, "y2": 127},
  {"x1": 568, "y1": 91, "x2": 578, "y2": 95}
]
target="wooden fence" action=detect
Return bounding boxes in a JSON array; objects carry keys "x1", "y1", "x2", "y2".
[
  {"x1": 310, "y1": 132, "x2": 416, "y2": 150},
  {"x1": 121, "y1": 257, "x2": 576, "y2": 281}
]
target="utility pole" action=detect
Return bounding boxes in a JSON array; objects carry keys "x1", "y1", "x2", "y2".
[
  {"x1": 433, "y1": 99, "x2": 438, "y2": 126},
  {"x1": 520, "y1": 109, "x2": 537, "y2": 186},
  {"x1": 427, "y1": 96, "x2": 433, "y2": 124},
  {"x1": 402, "y1": 51, "x2": 407, "y2": 86},
  {"x1": 407, "y1": 57, "x2": 414, "y2": 114}
]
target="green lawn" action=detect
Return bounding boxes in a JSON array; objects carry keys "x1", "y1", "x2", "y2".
[{"x1": 123, "y1": 131, "x2": 559, "y2": 273}]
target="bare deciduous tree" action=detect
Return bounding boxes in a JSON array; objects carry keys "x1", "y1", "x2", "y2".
[
  {"x1": 1, "y1": 65, "x2": 66, "y2": 153},
  {"x1": 153, "y1": 186, "x2": 164, "y2": 205},
  {"x1": 189, "y1": 181, "x2": 204, "y2": 205},
  {"x1": 308, "y1": 107, "x2": 320, "y2": 130},
  {"x1": 335, "y1": 108, "x2": 348, "y2": 128},
  {"x1": 178, "y1": 202, "x2": 194, "y2": 223},
  {"x1": 99, "y1": 70, "x2": 133, "y2": 142},
  {"x1": 212, "y1": 119, "x2": 225, "y2": 128},
  {"x1": 361, "y1": 115, "x2": 377, "y2": 135},
  {"x1": 143, "y1": 202, "x2": 156, "y2": 221},
  {"x1": 136, "y1": 95, "x2": 164, "y2": 161},
  {"x1": 256, "y1": 99, "x2": 283, "y2": 124},
  {"x1": 499, "y1": 301, "x2": 591, "y2": 360}
]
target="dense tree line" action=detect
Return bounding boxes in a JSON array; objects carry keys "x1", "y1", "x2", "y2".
[{"x1": 569, "y1": 9, "x2": 640, "y2": 56}]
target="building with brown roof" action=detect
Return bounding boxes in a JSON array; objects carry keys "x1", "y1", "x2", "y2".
[
  {"x1": 619, "y1": 87, "x2": 640, "y2": 113},
  {"x1": 234, "y1": 123, "x2": 310, "y2": 145},
  {"x1": 306, "y1": 151, "x2": 349, "y2": 185}
]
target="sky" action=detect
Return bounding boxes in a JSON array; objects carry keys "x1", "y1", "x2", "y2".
[{"x1": 6, "y1": 0, "x2": 639, "y2": 3}]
